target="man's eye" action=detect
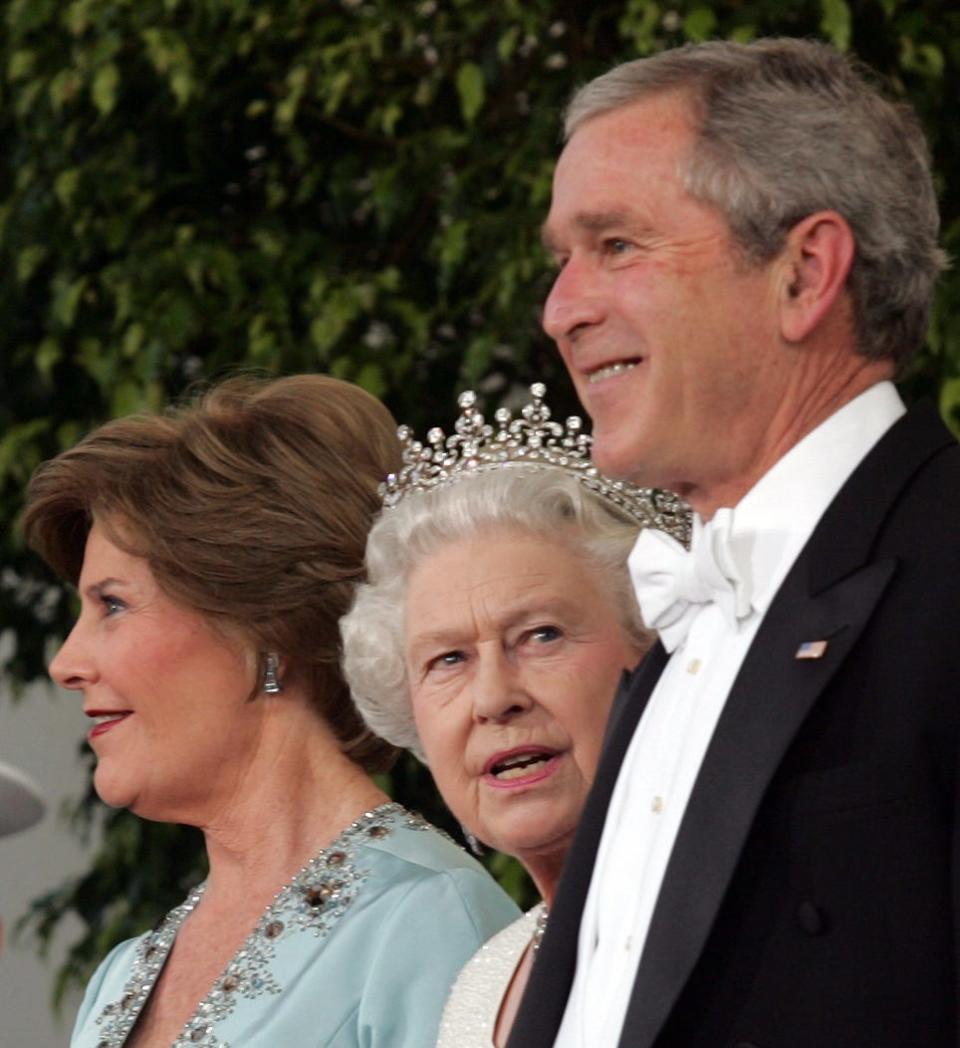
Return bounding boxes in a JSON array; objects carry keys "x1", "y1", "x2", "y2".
[{"x1": 603, "y1": 238, "x2": 632, "y2": 254}]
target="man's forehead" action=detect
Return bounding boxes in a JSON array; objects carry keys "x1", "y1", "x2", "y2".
[
  {"x1": 544, "y1": 97, "x2": 696, "y2": 221},
  {"x1": 565, "y1": 90, "x2": 695, "y2": 152}
]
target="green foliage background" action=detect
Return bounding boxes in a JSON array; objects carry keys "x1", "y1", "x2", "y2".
[{"x1": 2, "y1": 0, "x2": 959, "y2": 1005}]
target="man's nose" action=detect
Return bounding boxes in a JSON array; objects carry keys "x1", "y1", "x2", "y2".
[{"x1": 542, "y1": 258, "x2": 606, "y2": 343}]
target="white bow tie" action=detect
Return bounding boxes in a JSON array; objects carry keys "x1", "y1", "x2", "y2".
[{"x1": 628, "y1": 508, "x2": 753, "y2": 653}]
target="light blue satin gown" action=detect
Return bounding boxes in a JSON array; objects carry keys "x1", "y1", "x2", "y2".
[{"x1": 70, "y1": 804, "x2": 519, "y2": 1047}]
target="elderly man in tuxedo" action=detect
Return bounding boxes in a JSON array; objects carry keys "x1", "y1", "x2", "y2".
[{"x1": 509, "y1": 37, "x2": 959, "y2": 1048}]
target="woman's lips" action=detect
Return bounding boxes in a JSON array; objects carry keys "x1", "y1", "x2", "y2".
[
  {"x1": 482, "y1": 746, "x2": 562, "y2": 789},
  {"x1": 86, "y1": 711, "x2": 132, "y2": 740}
]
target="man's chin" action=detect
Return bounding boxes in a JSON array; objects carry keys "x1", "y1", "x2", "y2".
[{"x1": 590, "y1": 431, "x2": 655, "y2": 487}]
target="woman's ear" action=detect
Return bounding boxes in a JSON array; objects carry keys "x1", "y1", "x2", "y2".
[{"x1": 777, "y1": 210, "x2": 856, "y2": 344}]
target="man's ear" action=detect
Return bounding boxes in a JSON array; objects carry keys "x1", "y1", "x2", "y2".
[{"x1": 777, "y1": 210, "x2": 855, "y2": 344}]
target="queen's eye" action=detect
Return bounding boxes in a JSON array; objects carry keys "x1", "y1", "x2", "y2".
[
  {"x1": 530, "y1": 625, "x2": 562, "y2": 644},
  {"x1": 428, "y1": 650, "x2": 466, "y2": 672}
]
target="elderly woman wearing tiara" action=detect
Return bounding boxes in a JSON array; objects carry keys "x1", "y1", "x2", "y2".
[{"x1": 341, "y1": 384, "x2": 689, "y2": 1047}]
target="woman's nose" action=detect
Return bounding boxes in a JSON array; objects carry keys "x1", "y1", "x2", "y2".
[
  {"x1": 49, "y1": 623, "x2": 96, "y2": 691},
  {"x1": 471, "y1": 650, "x2": 532, "y2": 724},
  {"x1": 542, "y1": 258, "x2": 606, "y2": 343}
]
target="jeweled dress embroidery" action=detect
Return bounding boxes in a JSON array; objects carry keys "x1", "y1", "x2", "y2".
[{"x1": 92, "y1": 803, "x2": 430, "y2": 1048}]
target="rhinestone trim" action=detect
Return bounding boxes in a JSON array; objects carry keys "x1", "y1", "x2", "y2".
[
  {"x1": 91, "y1": 803, "x2": 430, "y2": 1047},
  {"x1": 380, "y1": 383, "x2": 691, "y2": 545}
]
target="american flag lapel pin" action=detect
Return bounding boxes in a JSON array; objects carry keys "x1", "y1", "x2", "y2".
[{"x1": 795, "y1": 639, "x2": 829, "y2": 660}]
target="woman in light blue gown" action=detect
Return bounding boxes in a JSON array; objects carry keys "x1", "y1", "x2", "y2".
[
  {"x1": 24, "y1": 375, "x2": 518, "y2": 1047},
  {"x1": 71, "y1": 805, "x2": 513, "y2": 1047}
]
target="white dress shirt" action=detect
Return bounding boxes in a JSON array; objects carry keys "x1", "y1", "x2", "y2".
[{"x1": 555, "y1": 382, "x2": 906, "y2": 1047}]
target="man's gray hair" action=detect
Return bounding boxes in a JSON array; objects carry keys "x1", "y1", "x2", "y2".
[
  {"x1": 565, "y1": 37, "x2": 947, "y2": 368},
  {"x1": 340, "y1": 468, "x2": 648, "y2": 761}
]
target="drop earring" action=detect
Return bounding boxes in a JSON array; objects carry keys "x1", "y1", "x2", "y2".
[
  {"x1": 262, "y1": 652, "x2": 283, "y2": 695},
  {"x1": 461, "y1": 825, "x2": 484, "y2": 857}
]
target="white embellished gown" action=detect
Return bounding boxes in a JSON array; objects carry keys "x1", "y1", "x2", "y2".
[
  {"x1": 70, "y1": 804, "x2": 519, "y2": 1047},
  {"x1": 436, "y1": 903, "x2": 544, "y2": 1048}
]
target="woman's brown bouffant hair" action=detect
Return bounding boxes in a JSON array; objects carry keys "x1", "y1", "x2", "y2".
[{"x1": 22, "y1": 374, "x2": 402, "y2": 774}]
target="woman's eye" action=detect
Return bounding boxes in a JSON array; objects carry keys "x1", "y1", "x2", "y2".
[
  {"x1": 428, "y1": 650, "x2": 465, "y2": 672},
  {"x1": 100, "y1": 595, "x2": 126, "y2": 616},
  {"x1": 529, "y1": 625, "x2": 562, "y2": 644}
]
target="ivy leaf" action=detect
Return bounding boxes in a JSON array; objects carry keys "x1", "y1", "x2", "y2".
[
  {"x1": 16, "y1": 245, "x2": 46, "y2": 283},
  {"x1": 683, "y1": 8, "x2": 718, "y2": 43},
  {"x1": 91, "y1": 63, "x2": 120, "y2": 116},
  {"x1": 940, "y1": 377, "x2": 960, "y2": 437},
  {"x1": 820, "y1": 0, "x2": 851, "y2": 51},
  {"x1": 456, "y1": 61, "x2": 484, "y2": 125},
  {"x1": 35, "y1": 338, "x2": 62, "y2": 384},
  {"x1": 54, "y1": 169, "x2": 80, "y2": 209},
  {"x1": 7, "y1": 49, "x2": 35, "y2": 80}
]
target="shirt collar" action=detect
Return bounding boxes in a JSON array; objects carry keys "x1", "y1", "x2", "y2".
[{"x1": 720, "y1": 381, "x2": 906, "y2": 616}]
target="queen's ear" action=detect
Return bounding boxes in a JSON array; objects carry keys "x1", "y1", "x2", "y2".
[{"x1": 777, "y1": 210, "x2": 855, "y2": 344}]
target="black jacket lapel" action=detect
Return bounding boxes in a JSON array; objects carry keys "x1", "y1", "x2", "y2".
[
  {"x1": 506, "y1": 647, "x2": 668, "y2": 1047},
  {"x1": 618, "y1": 401, "x2": 955, "y2": 1047},
  {"x1": 617, "y1": 555, "x2": 896, "y2": 1047}
]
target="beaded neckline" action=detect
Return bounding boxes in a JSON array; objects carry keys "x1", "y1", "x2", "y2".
[{"x1": 92, "y1": 803, "x2": 429, "y2": 1048}]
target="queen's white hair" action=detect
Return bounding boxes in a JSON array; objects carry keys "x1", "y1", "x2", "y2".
[{"x1": 340, "y1": 468, "x2": 649, "y2": 761}]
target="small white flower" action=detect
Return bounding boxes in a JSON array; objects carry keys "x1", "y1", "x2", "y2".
[{"x1": 363, "y1": 322, "x2": 393, "y2": 349}]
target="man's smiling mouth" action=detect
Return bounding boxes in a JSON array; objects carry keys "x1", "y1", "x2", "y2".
[{"x1": 588, "y1": 360, "x2": 640, "y2": 383}]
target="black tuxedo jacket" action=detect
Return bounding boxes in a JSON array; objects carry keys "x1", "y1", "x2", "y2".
[{"x1": 508, "y1": 402, "x2": 960, "y2": 1048}]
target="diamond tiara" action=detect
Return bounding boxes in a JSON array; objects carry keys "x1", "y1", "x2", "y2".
[{"x1": 380, "y1": 383, "x2": 691, "y2": 543}]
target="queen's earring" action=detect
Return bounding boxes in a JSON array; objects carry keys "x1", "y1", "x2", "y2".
[
  {"x1": 262, "y1": 652, "x2": 283, "y2": 695},
  {"x1": 461, "y1": 825, "x2": 484, "y2": 857}
]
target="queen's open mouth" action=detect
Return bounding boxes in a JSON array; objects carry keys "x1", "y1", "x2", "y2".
[
  {"x1": 485, "y1": 747, "x2": 560, "y2": 783},
  {"x1": 491, "y1": 754, "x2": 552, "y2": 780}
]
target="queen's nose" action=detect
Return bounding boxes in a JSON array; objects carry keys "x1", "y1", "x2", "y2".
[{"x1": 470, "y1": 648, "x2": 532, "y2": 724}]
